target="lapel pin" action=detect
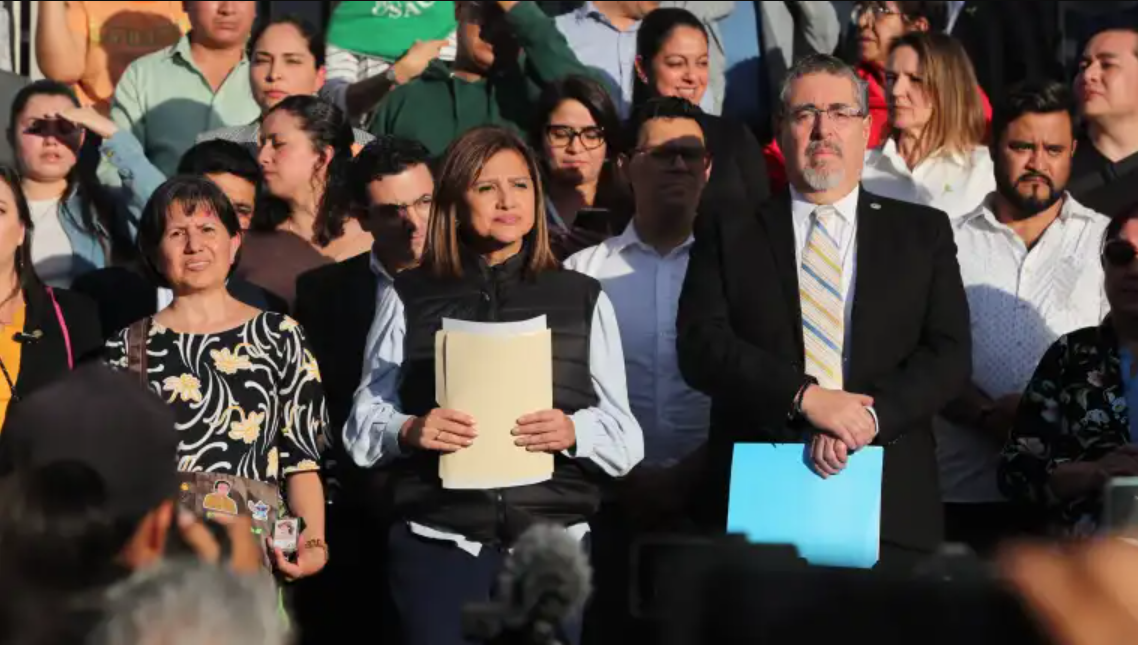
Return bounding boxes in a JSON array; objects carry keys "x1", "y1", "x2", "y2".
[{"x1": 870, "y1": 202, "x2": 882, "y2": 210}]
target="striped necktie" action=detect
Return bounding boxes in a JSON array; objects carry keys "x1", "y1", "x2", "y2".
[{"x1": 800, "y1": 205, "x2": 844, "y2": 390}]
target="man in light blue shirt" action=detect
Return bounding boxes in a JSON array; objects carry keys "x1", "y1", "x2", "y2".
[{"x1": 555, "y1": 1, "x2": 716, "y2": 117}]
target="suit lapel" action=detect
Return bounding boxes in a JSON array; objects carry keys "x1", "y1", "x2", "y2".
[
  {"x1": 847, "y1": 191, "x2": 889, "y2": 388},
  {"x1": 757, "y1": 194, "x2": 804, "y2": 347}
]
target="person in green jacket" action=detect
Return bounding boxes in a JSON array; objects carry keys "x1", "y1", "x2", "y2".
[{"x1": 368, "y1": 0, "x2": 590, "y2": 158}]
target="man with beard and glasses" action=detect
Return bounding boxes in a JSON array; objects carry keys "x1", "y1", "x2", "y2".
[
  {"x1": 564, "y1": 96, "x2": 711, "y2": 642},
  {"x1": 677, "y1": 54, "x2": 970, "y2": 571},
  {"x1": 939, "y1": 81, "x2": 1109, "y2": 554}
]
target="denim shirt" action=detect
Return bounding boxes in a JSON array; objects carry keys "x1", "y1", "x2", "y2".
[{"x1": 57, "y1": 129, "x2": 165, "y2": 277}]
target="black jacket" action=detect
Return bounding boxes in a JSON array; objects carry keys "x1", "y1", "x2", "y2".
[
  {"x1": 391, "y1": 251, "x2": 604, "y2": 545},
  {"x1": 677, "y1": 189, "x2": 971, "y2": 552},
  {"x1": 71, "y1": 266, "x2": 288, "y2": 339},
  {"x1": 6, "y1": 283, "x2": 102, "y2": 419}
]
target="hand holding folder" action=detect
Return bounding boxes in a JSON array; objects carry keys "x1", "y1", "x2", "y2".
[{"x1": 434, "y1": 317, "x2": 556, "y2": 490}]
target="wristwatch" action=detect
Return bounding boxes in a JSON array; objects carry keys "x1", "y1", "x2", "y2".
[{"x1": 790, "y1": 376, "x2": 818, "y2": 422}]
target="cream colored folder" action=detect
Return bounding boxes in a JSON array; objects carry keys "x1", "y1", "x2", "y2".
[{"x1": 435, "y1": 327, "x2": 555, "y2": 490}]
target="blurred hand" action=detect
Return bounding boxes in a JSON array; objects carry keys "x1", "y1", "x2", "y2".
[
  {"x1": 400, "y1": 409, "x2": 477, "y2": 452},
  {"x1": 800, "y1": 386, "x2": 876, "y2": 450},
  {"x1": 392, "y1": 39, "x2": 448, "y2": 84},
  {"x1": 496, "y1": 1, "x2": 520, "y2": 11},
  {"x1": 810, "y1": 433, "x2": 849, "y2": 478},
  {"x1": 514, "y1": 410, "x2": 576, "y2": 452},
  {"x1": 175, "y1": 510, "x2": 262, "y2": 575},
  {"x1": 271, "y1": 538, "x2": 328, "y2": 582},
  {"x1": 55, "y1": 106, "x2": 118, "y2": 139},
  {"x1": 1000, "y1": 539, "x2": 1138, "y2": 645},
  {"x1": 1096, "y1": 445, "x2": 1138, "y2": 478}
]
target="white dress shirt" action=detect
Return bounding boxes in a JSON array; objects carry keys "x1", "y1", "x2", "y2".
[
  {"x1": 565, "y1": 222, "x2": 710, "y2": 467},
  {"x1": 938, "y1": 194, "x2": 1110, "y2": 503},
  {"x1": 862, "y1": 140, "x2": 996, "y2": 220}
]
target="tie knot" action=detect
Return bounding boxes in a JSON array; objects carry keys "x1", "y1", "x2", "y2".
[{"x1": 814, "y1": 205, "x2": 838, "y2": 227}]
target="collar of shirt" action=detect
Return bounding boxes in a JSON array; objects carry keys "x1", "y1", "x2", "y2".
[
  {"x1": 790, "y1": 184, "x2": 861, "y2": 230},
  {"x1": 369, "y1": 251, "x2": 395, "y2": 284},
  {"x1": 871, "y1": 137, "x2": 972, "y2": 176},
  {"x1": 961, "y1": 192, "x2": 1103, "y2": 231},
  {"x1": 947, "y1": 1, "x2": 969, "y2": 32},
  {"x1": 168, "y1": 33, "x2": 249, "y2": 66},
  {"x1": 609, "y1": 220, "x2": 695, "y2": 258},
  {"x1": 578, "y1": 1, "x2": 639, "y2": 32}
]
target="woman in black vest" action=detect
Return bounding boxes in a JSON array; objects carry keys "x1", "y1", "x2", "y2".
[{"x1": 343, "y1": 126, "x2": 643, "y2": 645}]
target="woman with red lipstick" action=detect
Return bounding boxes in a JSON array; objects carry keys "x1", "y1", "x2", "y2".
[
  {"x1": 344, "y1": 126, "x2": 643, "y2": 645},
  {"x1": 198, "y1": 16, "x2": 372, "y2": 154},
  {"x1": 632, "y1": 8, "x2": 769, "y2": 217},
  {"x1": 535, "y1": 75, "x2": 631, "y2": 259}
]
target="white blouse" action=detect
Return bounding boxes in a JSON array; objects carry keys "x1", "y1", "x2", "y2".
[{"x1": 862, "y1": 139, "x2": 996, "y2": 220}]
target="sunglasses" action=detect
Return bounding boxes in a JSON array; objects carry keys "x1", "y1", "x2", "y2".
[
  {"x1": 633, "y1": 144, "x2": 711, "y2": 171},
  {"x1": 23, "y1": 118, "x2": 82, "y2": 138},
  {"x1": 1103, "y1": 239, "x2": 1138, "y2": 267}
]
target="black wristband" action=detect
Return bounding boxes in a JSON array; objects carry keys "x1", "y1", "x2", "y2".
[{"x1": 790, "y1": 376, "x2": 818, "y2": 422}]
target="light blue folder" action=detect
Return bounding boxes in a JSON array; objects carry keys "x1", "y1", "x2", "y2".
[{"x1": 727, "y1": 443, "x2": 884, "y2": 569}]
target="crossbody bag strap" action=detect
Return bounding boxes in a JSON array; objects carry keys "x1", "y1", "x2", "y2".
[{"x1": 126, "y1": 317, "x2": 151, "y2": 386}]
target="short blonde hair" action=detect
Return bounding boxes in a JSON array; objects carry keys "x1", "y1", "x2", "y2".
[{"x1": 423, "y1": 126, "x2": 559, "y2": 279}]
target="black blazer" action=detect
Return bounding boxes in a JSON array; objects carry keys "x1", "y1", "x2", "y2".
[
  {"x1": 699, "y1": 113, "x2": 770, "y2": 219},
  {"x1": 293, "y1": 253, "x2": 383, "y2": 514},
  {"x1": 677, "y1": 189, "x2": 971, "y2": 552},
  {"x1": 71, "y1": 267, "x2": 289, "y2": 339},
  {"x1": 9, "y1": 284, "x2": 102, "y2": 409}
]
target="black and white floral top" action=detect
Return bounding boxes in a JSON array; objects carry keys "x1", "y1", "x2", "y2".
[
  {"x1": 106, "y1": 312, "x2": 327, "y2": 487},
  {"x1": 1000, "y1": 321, "x2": 1131, "y2": 536}
]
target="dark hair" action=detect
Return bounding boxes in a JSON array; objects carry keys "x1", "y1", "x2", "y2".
[
  {"x1": 136, "y1": 176, "x2": 243, "y2": 288},
  {"x1": 248, "y1": 14, "x2": 325, "y2": 67},
  {"x1": 177, "y1": 140, "x2": 261, "y2": 185},
  {"x1": 633, "y1": 8, "x2": 709, "y2": 112},
  {"x1": 259, "y1": 95, "x2": 355, "y2": 246},
  {"x1": 1105, "y1": 206, "x2": 1138, "y2": 250},
  {"x1": 0, "y1": 165, "x2": 41, "y2": 304},
  {"x1": 535, "y1": 75, "x2": 630, "y2": 215},
  {"x1": 991, "y1": 81, "x2": 1078, "y2": 149},
  {"x1": 625, "y1": 96, "x2": 705, "y2": 151},
  {"x1": 7, "y1": 80, "x2": 116, "y2": 253},
  {"x1": 425, "y1": 126, "x2": 558, "y2": 278},
  {"x1": 348, "y1": 136, "x2": 432, "y2": 208},
  {"x1": 0, "y1": 462, "x2": 136, "y2": 595},
  {"x1": 857, "y1": 1, "x2": 948, "y2": 32}
]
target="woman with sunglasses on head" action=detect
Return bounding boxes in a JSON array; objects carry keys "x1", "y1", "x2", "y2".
[
  {"x1": 535, "y1": 75, "x2": 632, "y2": 259},
  {"x1": 633, "y1": 7, "x2": 768, "y2": 216},
  {"x1": 0, "y1": 165, "x2": 102, "y2": 432},
  {"x1": 8, "y1": 80, "x2": 166, "y2": 287},
  {"x1": 1001, "y1": 211, "x2": 1138, "y2": 538},
  {"x1": 344, "y1": 125, "x2": 642, "y2": 645}
]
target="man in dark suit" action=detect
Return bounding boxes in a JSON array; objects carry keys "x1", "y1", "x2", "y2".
[
  {"x1": 290, "y1": 135, "x2": 434, "y2": 644},
  {"x1": 677, "y1": 53, "x2": 971, "y2": 570}
]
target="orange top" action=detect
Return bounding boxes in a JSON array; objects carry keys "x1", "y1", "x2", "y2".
[
  {"x1": 66, "y1": 1, "x2": 191, "y2": 115},
  {"x1": 0, "y1": 303, "x2": 26, "y2": 432}
]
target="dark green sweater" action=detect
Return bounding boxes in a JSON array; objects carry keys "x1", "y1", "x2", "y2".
[{"x1": 368, "y1": 1, "x2": 590, "y2": 157}]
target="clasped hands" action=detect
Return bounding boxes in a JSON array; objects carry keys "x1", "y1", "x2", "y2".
[
  {"x1": 400, "y1": 408, "x2": 576, "y2": 453},
  {"x1": 802, "y1": 385, "x2": 877, "y2": 478}
]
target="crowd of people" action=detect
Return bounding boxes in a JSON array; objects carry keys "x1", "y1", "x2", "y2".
[{"x1": 1, "y1": 1, "x2": 1138, "y2": 644}]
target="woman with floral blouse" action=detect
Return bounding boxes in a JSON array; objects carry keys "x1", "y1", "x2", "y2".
[
  {"x1": 1001, "y1": 209, "x2": 1138, "y2": 537},
  {"x1": 105, "y1": 176, "x2": 328, "y2": 580}
]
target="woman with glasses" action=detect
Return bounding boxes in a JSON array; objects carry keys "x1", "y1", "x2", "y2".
[
  {"x1": 535, "y1": 75, "x2": 631, "y2": 259},
  {"x1": 633, "y1": 8, "x2": 769, "y2": 217},
  {"x1": 1001, "y1": 211, "x2": 1138, "y2": 537},
  {"x1": 343, "y1": 125, "x2": 642, "y2": 645},
  {"x1": 861, "y1": 31, "x2": 994, "y2": 220}
]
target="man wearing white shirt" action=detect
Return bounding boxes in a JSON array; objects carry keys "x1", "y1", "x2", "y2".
[
  {"x1": 565, "y1": 95, "x2": 711, "y2": 645},
  {"x1": 566, "y1": 96, "x2": 712, "y2": 515},
  {"x1": 940, "y1": 81, "x2": 1110, "y2": 554}
]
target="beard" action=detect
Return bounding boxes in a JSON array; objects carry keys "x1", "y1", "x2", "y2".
[
  {"x1": 996, "y1": 170, "x2": 1065, "y2": 217},
  {"x1": 801, "y1": 140, "x2": 846, "y2": 191}
]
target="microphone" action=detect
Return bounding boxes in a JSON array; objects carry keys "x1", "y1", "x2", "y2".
[
  {"x1": 12, "y1": 330, "x2": 42, "y2": 344},
  {"x1": 462, "y1": 524, "x2": 593, "y2": 645}
]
